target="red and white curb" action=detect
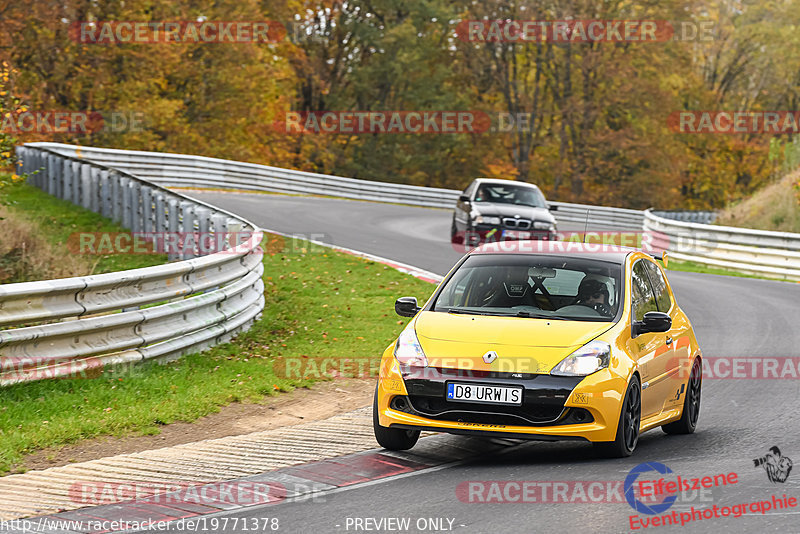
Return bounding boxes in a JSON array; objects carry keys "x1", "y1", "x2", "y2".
[{"x1": 5, "y1": 435, "x2": 518, "y2": 534}]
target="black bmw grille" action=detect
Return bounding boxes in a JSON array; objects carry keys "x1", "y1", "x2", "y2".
[{"x1": 503, "y1": 217, "x2": 531, "y2": 229}]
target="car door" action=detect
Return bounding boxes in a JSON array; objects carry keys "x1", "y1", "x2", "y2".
[
  {"x1": 628, "y1": 259, "x2": 672, "y2": 419},
  {"x1": 642, "y1": 260, "x2": 686, "y2": 414}
]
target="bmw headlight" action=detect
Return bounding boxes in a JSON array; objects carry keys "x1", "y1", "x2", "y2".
[
  {"x1": 533, "y1": 220, "x2": 555, "y2": 230},
  {"x1": 394, "y1": 328, "x2": 429, "y2": 367},
  {"x1": 474, "y1": 215, "x2": 501, "y2": 225},
  {"x1": 551, "y1": 341, "x2": 611, "y2": 376}
]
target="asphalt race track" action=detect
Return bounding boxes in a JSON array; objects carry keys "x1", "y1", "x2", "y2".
[{"x1": 172, "y1": 191, "x2": 800, "y2": 533}]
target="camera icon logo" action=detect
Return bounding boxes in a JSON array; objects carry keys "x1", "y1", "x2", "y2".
[{"x1": 753, "y1": 446, "x2": 793, "y2": 483}]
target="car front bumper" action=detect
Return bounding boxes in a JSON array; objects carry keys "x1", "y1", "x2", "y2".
[
  {"x1": 466, "y1": 225, "x2": 556, "y2": 244},
  {"x1": 376, "y1": 351, "x2": 628, "y2": 443}
]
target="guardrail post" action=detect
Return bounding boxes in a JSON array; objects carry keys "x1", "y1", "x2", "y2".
[
  {"x1": 38, "y1": 150, "x2": 47, "y2": 188},
  {"x1": 167, "y1": 198, "x2": 180, "y2": 261},
  {"x1": 31, "y1": 149, "x2": 42, "y2": 187},
  {"x1": 110, "y1": 171, "x2": 122, "y2": 223},
  {"x1": 180, "y1": 201, "x2": 195, "y2": 259},
  {"x1": 89, "y1": 167, "x2": 101, "y2": 213},
  {"x1": 99, "y1": 170, "x2": 111, "y2": 218},
  {"x1": 227, "y1": 218, "x2": 243, "y2": 249},
  {"x1": 196, "y1": 207, "x2": 211, "y2": 235},
  {"x1": 60, "y1": 156, "x2": 70, "y2": 200},
  {"x1": 39, "y1": 152, "x2": 48, "y2": 188},
  {"x1": 154, "y1": 193, "x2": 167, "y2": 233},
  {"x1": 121, "y1": 176, "x2": 132, "y2": 229},
  {"x1": 26, "y1": 148, "x2": 35, "y2": 185},
  {"x1": 27, "y1": 149, "x2": 39, "y2": 186},
  {"x1": 130, "y1": 181, "x2": 142, "y2": 233},
  {"x1": 47, "y1": 154, "x2": 58, "y2": 196},
  {"x1": 27, "y1": 147, "x2": 35, "y2": 177},
  {"x1": 72, "y1": 161, "x2": 82, "y2": 206},
  {"x1": 153, "y1": 192, "x2": 166, "y2": 254},
  {"x1": 81, "y1": 164, "x2": 93, "y2": 210},
  {"x1": 195, "y1": 207, "x2": 211, "y2": 255},
  {"x1": 141, "y1": 186, "x2": 154, "y2": 234},
  {"x1": 62, "y1": 157, "x2": 73, "y2": 202},
  {"x1": 14, "y1": 146, "x2": 26, "y2": 175},
  {"x1": 53, "y1": 155, "x2": 62, "y2": 199},
  {"x1": 211, "y1": 213, "x2": 228, "y2": 252}
]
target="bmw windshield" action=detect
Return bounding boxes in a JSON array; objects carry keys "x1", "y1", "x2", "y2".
[
  {"x1": 473, "y1": 183, "x2": 547, "y2": 208},
  {"x1": 433, "y1": 254, "x2": 623, "y2": 322}
]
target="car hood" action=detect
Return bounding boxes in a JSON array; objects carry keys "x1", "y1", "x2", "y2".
[
  {"x1": 473, "y1": 203, "x2": 555, "y2": 223},
  {"x1": 414, "y1": 311, "x2": 612, "y2": 373}
]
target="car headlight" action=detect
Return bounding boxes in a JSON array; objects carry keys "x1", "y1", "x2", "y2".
[
  {"x1": 533, "y1": 221, "x2": 555, "y2": 230},
  {"x1": 551, "y1": 341, "x2": 611, "y2": 376},
  {"x1": 394, "y1": 328, "x2": 429, "y2": 367},
  {"x1": 474, "y1": 215, "x2": 501, "y2": 225}
]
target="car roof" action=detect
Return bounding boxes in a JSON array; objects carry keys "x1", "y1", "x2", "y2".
[
  {"x1": 473, "y1": 178, "x2": 541, "y2": 190},
  {"x1": 469, "y1": 240, "x2": 646, "y2": 265}
]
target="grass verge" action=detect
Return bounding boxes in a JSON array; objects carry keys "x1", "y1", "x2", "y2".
[
  {"x1": 715, "y1": 171, "x2": 800, "y2": 233},
  {"x1": 0, "y1": 179, "x2": 166, "y2": 278},
  {"x1": 664, "y1": 259, "x2": 785, "y2": 282},
  {"x1": 0, "y1": 236, "x2": 434, "y2": 474}
]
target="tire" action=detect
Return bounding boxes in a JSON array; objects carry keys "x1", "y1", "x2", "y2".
[
  {"x1": 450, "y1": 219, "x2": 463, "y2": 245},
  {"x1": 372, "y1": 386, "x2": 420, "y2": 451},
  {"x1": 662, "y1": 358, "x2": 702, "y2": 435},
  {"x1": 595, "y1": 375, "x2": 641, "y2": 458}
]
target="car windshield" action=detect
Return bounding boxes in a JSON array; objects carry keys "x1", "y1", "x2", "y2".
[
  {"x1": 433, "y1": 254, "x2": 623, "y2": 322},
  {"x1": 473, "y1": 183, "x2": 547, "y2": 208}
]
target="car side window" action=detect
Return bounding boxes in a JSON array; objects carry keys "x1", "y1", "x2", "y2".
[
  {"x1": 438, "y1": 268, "x2": 474, "y2": 307},
  {"x1": 642, "y1": 260, "x2": 672, "y2": 313},
  {"x1": 631, "y1": 260, "x2": 658, "y2": 322}
]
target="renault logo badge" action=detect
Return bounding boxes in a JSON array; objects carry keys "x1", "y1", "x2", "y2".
[{"x1": 482, "y1": 350, "x2": 498, "y2": 364}]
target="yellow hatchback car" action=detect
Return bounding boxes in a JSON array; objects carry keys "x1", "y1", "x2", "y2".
[{"x1": 373, "y1": 242, "x2": 702, "y2": 457}]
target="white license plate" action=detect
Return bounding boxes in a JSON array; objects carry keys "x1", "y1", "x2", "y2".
[
  {"x1": 446, "y1": 382, "x2": 523, "y2": 405},
  {"x1": 501, "y1": 230, "x2": 532, "y2": 239}
]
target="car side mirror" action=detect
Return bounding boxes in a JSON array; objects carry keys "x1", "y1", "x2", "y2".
[
  {"x1": 458, "y1": 194, "x2": 470, "y2": 202},
  {"x1": 395, "y1": 296, "x2": 420, "y2": 317},
  {"x1": 548, "y1": 204, "x2": 558, "y2": 211},
  {"x1": 634, "y1": 311, "x2": 672, "y2": 336}
]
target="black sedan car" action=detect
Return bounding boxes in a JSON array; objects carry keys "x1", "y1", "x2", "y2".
[{"x1": 451, "y1": 179, "x2": 558, "y2": 246}]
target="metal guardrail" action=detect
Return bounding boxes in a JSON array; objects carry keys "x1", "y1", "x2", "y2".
[
  {"x1": 1, "y1": 146, "x2": 265, "y2": 385},
  {"x1": 27, "y1": 143, "x2": 646, "y2": 230},
  {"x1": 653, "y1": 210, "x2": 717, "y2": 225},
  {"x1": 644, "y1": 210, "x2": 800, "y2": 281}
]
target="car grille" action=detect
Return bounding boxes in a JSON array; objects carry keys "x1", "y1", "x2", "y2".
[
  {"x1": 405, "y1": 395, "x2": 566, "y2": 425},
  {"x1": 399, "y1": 368, "x2": 586, "y2": 427},
  {"x1": 502, "y1": 217, "x2": 531, "y2": 229}
]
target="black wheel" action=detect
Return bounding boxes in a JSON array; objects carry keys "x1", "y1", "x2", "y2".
[
  {"x1": 663, "y1": 358, "x2": 702, "y2": 435},
  {"x1": 372, "y1": 386, "x2": 420, "y2": 451},
  {"x1": 450, "y1": 219, "x2": 463, "y2": 244},
  {"x1": 595, "y1": 375, "x2": 641, "y2": 458}
]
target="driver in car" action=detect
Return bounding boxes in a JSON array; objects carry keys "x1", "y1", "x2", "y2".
[
  {"x1": 574, "y1": 278, "x2": 612, "y2": 317},
  {"x1": 475, "y1": 185, "x2": 490, "y2": 202}
]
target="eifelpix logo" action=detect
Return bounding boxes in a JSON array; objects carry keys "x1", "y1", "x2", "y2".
[
  {"x1": 753, "y1": 446, "x2": 793, "y2": 483},
  {"x1": 625, "y1": 462, "x2": 678, "y2": 515},
  {"x1": 626, "y1": 462, "x2": 740, "y2": 521}
]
